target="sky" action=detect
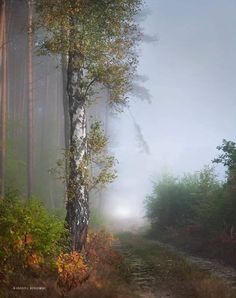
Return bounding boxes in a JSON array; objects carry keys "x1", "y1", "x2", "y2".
[{"x1": 105, "y1": 0, "x2": 236, "y2": 220}]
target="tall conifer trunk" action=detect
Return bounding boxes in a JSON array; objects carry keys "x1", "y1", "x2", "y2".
[
  {"x1": 62, "y1": 54, "x2": 70, "y2": 203},
  {"x1": 0, "y1": 0, "x2": 7, "y2": 198},
  {"x1": 65, "y1": 53, "x2": 89, "y2": 251},
  {"x1": 27, "y1": 0, "x2": 33, "y2": 198}
]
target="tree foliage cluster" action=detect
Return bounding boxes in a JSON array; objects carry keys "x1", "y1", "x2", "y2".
[
  {"x1": 87, "y1": 121, "x2": 117, "y2": 190},
  {"x1": 145, "y1": 140, "x2": 236, "y2": 234},
  {"x1": 49, "y1": 121, "x2": 117, "y2": 191},
  {"x1": 35, "y1": 0, "x2": 142, "y2": 106}
]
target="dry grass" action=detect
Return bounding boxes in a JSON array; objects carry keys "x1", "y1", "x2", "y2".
[
  {"x1": 118, "y1": 233, "x2": 236, "y2": 298},
  {"x1": 1, "y1": 262, "x2": 137, "y2": 298},
  {"x1": 191, "y1": 277, "x2": 234, "y2": 298},
  {"x1": 68, "y1": 264, "x2": 137, "y2": 298}
]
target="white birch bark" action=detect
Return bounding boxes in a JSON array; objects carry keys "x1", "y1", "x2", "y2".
[{"x1": 65, "y1": 53, "x2": 89, "y2": 251}]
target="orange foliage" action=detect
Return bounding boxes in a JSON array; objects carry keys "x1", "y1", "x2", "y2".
[
  {"x1": 26, "y1": 253, "x2": 42, "y2": 269},
  {"x1": 13, "y1": 238, "x2": 24, "y2": 252},
  {"x1": 13, "y1": 234, "x2": 33, "y2": 252},
  {"x1": 55, "y1": 231, "x2": 122, "y2": 295},
  {"x1": 56, "y1": 251, "x2": 89, "y2": 294},
  {"x1": 12, "y1": 234, "x2": 44, "y2": 269},
  {"x1": 24, "y1": 234, "x2": 33, "y2": 245},
  {"x1": 85, "y1": 231, "x2": 122, "y2": 266}
]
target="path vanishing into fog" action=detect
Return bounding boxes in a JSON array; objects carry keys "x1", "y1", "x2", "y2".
[
  {"x1": 114, "y1": 238, "x2": 173, "y2": 298},
  {"x1": 151, "y1": 239, "x2": 236, "y2": 290},
  {"x1": 115, "y1": 233, "x2": 236, "y2": 298}
]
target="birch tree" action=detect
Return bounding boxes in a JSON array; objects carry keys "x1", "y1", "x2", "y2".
[{"x1": 35, "y1": 0, "x2": 142, "y2": 251}]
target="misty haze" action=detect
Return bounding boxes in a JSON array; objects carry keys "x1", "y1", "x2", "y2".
[{"x1": 0, "y1": 1, "x2": 236, "y2": 297}]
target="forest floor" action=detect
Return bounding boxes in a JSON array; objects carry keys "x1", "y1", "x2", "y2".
[
  {"x1": 116, "y1": 233, "x2": 236, "y2": 298},
  {"x1": 3, "y1": 232, "x2": 236, "y2": 298}
]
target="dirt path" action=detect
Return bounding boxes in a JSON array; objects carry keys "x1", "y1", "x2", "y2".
[
  {"x1": 114, "y1": 239, "x2": 174, "y2": 298},
  {"x1": 151, "y1": 239, "x2": 236, "y2": 290},
  {"x1": 116, "y1": 233, "x2": 236, "y2": 298}
]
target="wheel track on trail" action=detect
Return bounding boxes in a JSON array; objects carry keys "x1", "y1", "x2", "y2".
[
  {"x1": 113, "y1": 240, "x2": 172, "y2": 298},
  {"x1": 151, "y1": 239, "x2": 236, "y2": 290},
  {"x1": 114, "y1": 236, "x2": 236, "y2": 297}
]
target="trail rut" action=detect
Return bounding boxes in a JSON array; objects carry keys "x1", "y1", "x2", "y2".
[{"x1": 114, "y1": 240, "x2": 173, "y2": 298}]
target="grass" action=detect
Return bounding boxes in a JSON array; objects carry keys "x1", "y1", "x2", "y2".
[
  {"x1": 118, "y1": 232, "x2": 236, "y2": 298},
  {"x1": 68, "y1": 263, "x2": 139, "y2": 298}
]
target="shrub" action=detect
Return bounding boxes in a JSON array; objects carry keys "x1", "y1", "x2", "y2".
[
  {"x1": 85, "y1": 231, "x2": 121, "y2": 266},
  {"x1": 55, "y1": 230, "x2": 121, "y2": 296},
  {"x1": 145, "y1": 167, "x2": 223, "y2": 231},
  {"x1": 56, "y1": 251, "x2": 89, "y2": 296},
  {"x1": 0, "y1": 193, "x2": 69, "y2": 282}
]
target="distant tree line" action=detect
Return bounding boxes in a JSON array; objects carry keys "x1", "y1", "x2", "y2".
[{"x1": 145, "y1": 139, "x2": 236, "y2": 235}]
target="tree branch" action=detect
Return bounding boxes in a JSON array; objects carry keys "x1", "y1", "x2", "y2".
[{"x1": 84, "y1": 77, "x2": 97, "y2": 97}]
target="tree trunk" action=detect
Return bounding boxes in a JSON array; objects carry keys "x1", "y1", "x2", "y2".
[
  {"x1": 62, "y1": 54, "x2": 70, "y2": 152},
  {"x1": 27, "y1": 0, "x2": 33, "y2": 198},
  {"x1": 0, "y1": 0, "x2": 7, "y2": 198},
  {"x1": 65, "y1": 53, "x2": 89, "y2": 252},
  {"x1": 62, "y1": 54, "x2": 70, "y2": 203}
]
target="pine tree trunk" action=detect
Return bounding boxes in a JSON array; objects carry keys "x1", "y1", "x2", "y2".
[
  {"x1": 62, "y1": 54, "x2": 70, "y2": 151},
  {"x1": 65, "y1": 53, "x2": 89, "y2": 252},
  {"x1": 62, "y1": 54, "x2": 70, "y2": 203},
  {"x1": 0, "y1": 0, "x2": 7, "y2": 198},
  {"x1": 27, "y1": 0, "x2": 33, "y2": 198}
]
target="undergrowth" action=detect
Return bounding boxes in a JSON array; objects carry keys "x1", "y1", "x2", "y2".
[{"x1": 0, "y1": 193, "x2": 131, "y2": 297}]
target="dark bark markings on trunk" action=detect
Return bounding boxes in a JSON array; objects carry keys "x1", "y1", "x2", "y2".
[{"x1": 65, "y1": 52, "x2": 89, "y2": 252}]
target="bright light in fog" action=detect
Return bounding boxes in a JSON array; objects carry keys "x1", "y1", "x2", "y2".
[{"x1": 115, "y1": 207, "x2": 131, "y2": 218}]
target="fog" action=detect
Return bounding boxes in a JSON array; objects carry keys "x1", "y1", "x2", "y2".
[
  {"x1": 1, "y1": 0, "x2": 236, "y2": 227},
  {"x1": 104, "y1": 0, "x2": 236, "y2": 224},
  {"x1": 2, "y1": 2, "x2": 236, "y2": 296}
]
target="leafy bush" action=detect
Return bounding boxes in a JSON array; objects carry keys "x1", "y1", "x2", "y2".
[
  {"x1": 0, "y1": 193, "x2": 69, "y2": 281},
  {"x1": 145, "y1": 174, "x2": 193, "y2": 228},
  {"x1": 56, "y1": 251, "x2": 89, "y2": 296},
  {"x1": 145, "y1": 166, "x2": 223, "y2": 231},
  {"x1": 213, "y1": 139, "x2": 236, "y2": 230},
  {"x1": 0, "y1": 192, "x2": 122, "y2": 297},
  {"x1": 85, "y1": 231, "x2": 120, "y2": 266},
  {"x1": 55, "y1": 231, "x2": 121, "y2": 296}
]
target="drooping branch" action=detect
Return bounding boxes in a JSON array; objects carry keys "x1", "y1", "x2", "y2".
[{"x1": 84, "y1": 77, "x2": 97, "y2": 97}]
